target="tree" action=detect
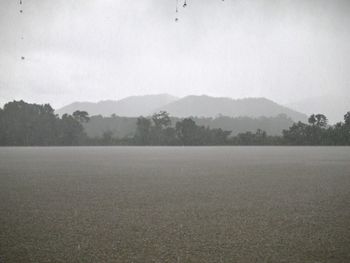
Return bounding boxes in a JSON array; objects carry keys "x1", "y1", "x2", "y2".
[
  {"x1": 315, "y1": 114, "x2": 328, "y2": 128},
  {"x1": 162, "y1": 127, "x2": 179, "y2": 145},
  {"x1": 135, "y1": 117, "x2": 152, "y2": 145},
  {"x1": 208, "y1": 128, "x2": 231, "y2": 145},
  {"x1": 150, "y1": 111, "x2": 172, "y2": 145},
  {"x1": 308, "y1": 114, "x2": 317, "y2": 126},
  {"x1": 233, "y1": 129, "x2": 267, "y2": 145},
  {"x1": 344, "y1": 111, "x2": 350, "y2": 126},
  {"x1": 152, "y1": 111, "x2": 171, "y2": 129},
  {"x1": 175, "y1": 118, "x2": 199, "y2": 145},
  {"x1": 102, "y1": 130, "x2": 114, "y2": 145},
  {"x1": 73, "y1": 110, "x2": 90, "y2": 123},
  {"x1": 57, "y1": 114, "x2": 86, "y2": 145},
  {"x1": 1, "y1": 100, "x2": 350, "y2": 146},
  {"x1": 343, "y1": 112, "x2": 350, "y2": 145},
  {"x1": 283, "y1": 114, "x2": 331, "y2": 145},
  {"x1": 0, "y1": 108, "x2": 4, "y2": 145},
  {"x1": 0, "y1": 100, "x2": 58, "y2": 145},
  {"x1": 283, "y1": 121, "x2": 308, "y2": 145}
]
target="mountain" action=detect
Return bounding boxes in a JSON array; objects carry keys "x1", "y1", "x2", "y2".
[
  {"x1": 56, "y1": 94, "x2": 178, "y2": 117},
  {"x1": 154, "y1": 95, "x2": 307, "y2": 122},
  {"x1": 57, "y1": 94, "x2": 307, "y2": 122},
  {"x1": 286, "y1": 94, "x2": 350, "y2": 124}
]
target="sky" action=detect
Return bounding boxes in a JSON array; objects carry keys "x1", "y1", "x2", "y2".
[{"x1": 0, "y1": 0, "x2": 349, "y2": 109}]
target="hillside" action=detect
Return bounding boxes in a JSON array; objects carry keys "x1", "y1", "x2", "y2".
[
  {"x1": 56, "y1": 94, "x2": 178, "y2": 117},
  {"x1": 155, "y1": 95, "x2": 307, "y2": 122},
  {"x1": 58, "y1": 94, "x2": 307, "y2": 122}
]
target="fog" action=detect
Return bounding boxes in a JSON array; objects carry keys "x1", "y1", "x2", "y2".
[{"x1": 0, "y1": 0, "x2": 349, "y2": 108}]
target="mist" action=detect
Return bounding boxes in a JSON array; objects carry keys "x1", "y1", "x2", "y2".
[{"x1": 0, "y1": 0, "x2": 349, "y2": 109}]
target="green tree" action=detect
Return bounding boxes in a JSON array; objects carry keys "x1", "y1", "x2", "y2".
[
  {"x1": 102, "y1": 130, "x2": 114, "y2": 145},
  {"x1": 73, "y1": 110, "x2": 90, "y2": 123},
  {"x1": 58, "y1": 114, "x2": 86, "y2": 145},
  {"x1": 315, "y1": 114, "x2": 328, "y2": 128},
  {"x1": 343, "y1": 112, "x2": 350, "y2": 145},
  {"x1": 175, "y1": 118, "x2": 199, "y2": 145},
  {"x1": 0, "y1": 108, "x2": 4, "y2": 145},
  {"x1": 344, "y1": 111, "x2": 350, "y2": 126},
  {"x1": 162, "y1": 127, "x2": 179, "y2": 145},
  {"x1": 150, "y1": 111, "x2": 172, "y2": 145},
  {"x1": 152, "y1": 111, "x2": 171, "y2": 129},
  {"x1": 283, "y1": 121, "x2": 308, "y2": 145},
  {"x1": 308, "y1": 114, "x2": 317, "y2": 126},
  {"x1": 135, "y1": 117, "x2": 152, "y2": 145},
  {"x1": 0, "y1": 101, "x2": 58, "y2": 145},
  {"x1": 284, "y1": 114, "x2": 330, "y2": 145}
]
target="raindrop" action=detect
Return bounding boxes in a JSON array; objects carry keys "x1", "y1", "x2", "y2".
[
  {"x1": 183, "y1": 0, "x2": 187, "y2": 8},
  {"x1": 21, "y1": 56, "x2": 25, "y2": 60}
]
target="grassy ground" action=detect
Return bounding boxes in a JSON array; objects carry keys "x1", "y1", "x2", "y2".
[{"x1": 0, "y1": 146, "x2": 349, "y2": 262}]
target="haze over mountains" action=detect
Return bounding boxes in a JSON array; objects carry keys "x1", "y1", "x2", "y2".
[
  {"x1": 56, "y1": 94, "x2": 178, "y2": 118},
  {"x1": 57, "y1": 94, "x2": 307, "y2": 122},
  {"x1": 155, "y1": 95, "x2": 307, "y2": 122},
  {"x1": 287, "y1": 94, "x2": 350, "y2": 124}
]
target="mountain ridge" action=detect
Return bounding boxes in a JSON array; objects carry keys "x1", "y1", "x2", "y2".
[
  {"x1": 154, "y1": 95, "x2": 307, "y2": 122},
  {"x1": 56, "y1": 94, "x2": 178, "y2": 117},
  {"x1": 57, "y1": 94, "x2": 307, "y2": 122}
]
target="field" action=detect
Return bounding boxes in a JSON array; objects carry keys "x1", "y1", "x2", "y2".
[{"x1": 0, "y1": 147, "x2": 350, "y2": 262}]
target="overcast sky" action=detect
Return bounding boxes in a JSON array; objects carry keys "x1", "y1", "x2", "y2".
[{"x1": 0, "y1": 0, "x2": 349, "y2": 108}]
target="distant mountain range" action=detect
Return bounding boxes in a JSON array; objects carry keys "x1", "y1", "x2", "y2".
[
  {"x1": 57, "y1": 94, "x2": 307, "y2": 122},
  {"x1": 155, "y1": 95, "x2": 307, "y2": 122},
  {"x1": 56, "y1": 94, "x2": 178, "y2": 117}
]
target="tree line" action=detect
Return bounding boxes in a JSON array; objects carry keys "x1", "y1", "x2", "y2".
[
  {"x1": 133, "y1": 111, "x2": 232, "y2": 145},
  {"x1": 0, "y1": 101, "x2": 89, "y2": 146},
  {"x1": 282, "y1": 113, "x2": 350, "y2": 145},
  {"x1": 0, "y1": 100, "x2": 349, "y2": 146},
  {"x1": 83, "y1": 113, "x2": 295, "y2": 139}
]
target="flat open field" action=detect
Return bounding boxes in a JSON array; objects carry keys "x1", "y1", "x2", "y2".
[{"x1": 0, "y1": 147, "x2": 350, "y2": 262}]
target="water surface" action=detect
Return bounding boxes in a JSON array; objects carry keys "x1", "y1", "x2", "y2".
[{"x1": 1, "y1": 147, "x2": 349, "y2": 262}]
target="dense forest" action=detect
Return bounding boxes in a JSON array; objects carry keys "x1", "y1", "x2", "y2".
[
  {"x1": 83, "y1": 114, "x2": 294, "y2": 138},
  {"x1": 0, "y1": 100, "x2": 349, "y2": 146},
  {"x1": 0, "y1": 101, "x2": 89, "y2": 146}
]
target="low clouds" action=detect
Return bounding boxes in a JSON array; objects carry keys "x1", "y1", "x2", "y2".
[{"x1": 0, "y1": 0, "x2": 349, "y2": 108}]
